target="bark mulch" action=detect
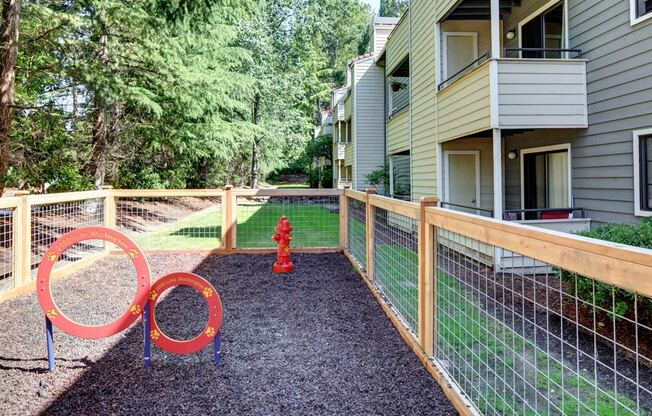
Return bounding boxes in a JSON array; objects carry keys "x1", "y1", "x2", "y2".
[{"x1": 0, "y1": 253, "x2": 457, "y2": 416}]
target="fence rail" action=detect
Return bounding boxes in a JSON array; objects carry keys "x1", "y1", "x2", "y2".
[
  {"x1": 341, "y1": 192, "x2": 652, "y2": 416},
  {"x1": 3, "y1": 186, "x2": 652, "y2": 416},
  {"x1": 0, "y1": 187, "x2": 344, "y2": 303}
]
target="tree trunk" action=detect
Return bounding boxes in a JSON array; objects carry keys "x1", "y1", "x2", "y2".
[
  {"x1": 90, "y1": 32, "x2": 108, "y2": 188},
  {"x1": 91, "y1": 100, "x2": 107, "y2": 188},
  {"x1": 250, "y1": 93, "x2": 261, "y2": 189},
  {"x1": 0, "y1": 0, "x2": 21, "y2": 196}
]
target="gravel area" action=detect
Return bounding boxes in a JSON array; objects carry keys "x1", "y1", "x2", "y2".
[{"x1": 0, "y1": 253, "x2": 457, "y2": 415}]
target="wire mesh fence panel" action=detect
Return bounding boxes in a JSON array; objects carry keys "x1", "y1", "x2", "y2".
[
  {"x1": 31, "y1": 198, "x2": 105, "y2": 275},
  {"x1": 0, "y1": 208, "x2": 14, "y2": 291},
  {"x1": 435, "y1": 227, "x2": 652, "y2": 416},
  {"x1": 374, "y1": 207, "x2": 419, "y2": 334},
  {"x1": 236, "y1": 196, "x2": 339, "y2": 249},
  {"x1": 116, "y1": 197, "x2": 222, "y2": 250},
  {"x1": 347, "y1": 198, "x2": 366, "y2": 270}
]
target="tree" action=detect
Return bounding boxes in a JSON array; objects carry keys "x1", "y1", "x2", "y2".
[
  {"x1": 0, "y1": 0, "x2": 20, "y2": 195},
  {"x1": 379, "y1": 0, "x2": 409, "y2": 17}
]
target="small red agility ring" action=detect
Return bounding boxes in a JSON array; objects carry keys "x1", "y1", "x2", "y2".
[
  {"x1": 148, "y1": 272, "x2": 223, "y2": 355},
  {"x1": 37, "y1": 227, "x2": 151, "y2": 339}
]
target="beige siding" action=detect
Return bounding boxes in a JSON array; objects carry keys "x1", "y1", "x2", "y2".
[
  {"x1": 373, "y1": 27, "x2": 394, "y2": 54},
  {"x1": 387, "y1": 15, "x2": 410, "y2": 74},
  {"x1": 435, "y1": 0, "x2": 461, "y2": 23},
  {"x1": 353, "y1": 59, "x2": 386, "y2": 189},
  {"x1": 497, "y1": 59, "x2": 588, "y2": 128},
  {"x1": 387, "y1": 110, "x2": 410, "y2": 154},
  {"x1": 344, "y1": 93, "x2": 353, "y2": 120},
  {"x1": 410, "y1": 0, "x2": 439, "y2": 200},
  {"x1": 436, "y1": 61, "x2": 491, "y2": 143},
  {"x1": 345, "y1": 143, "x2": 354, "y2": 166}
]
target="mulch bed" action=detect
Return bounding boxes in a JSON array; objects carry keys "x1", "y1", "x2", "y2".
[{"x1": 0, "y1": 253, "x2": 457, "y2": 416}]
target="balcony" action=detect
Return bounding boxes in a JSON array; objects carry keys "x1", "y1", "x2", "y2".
[
  {"x1": 436, "y1": 54, "x2": 588, "y2": 142},
  {"x1": 335, "y1": 143, "x2": 346, "y2": 160}
]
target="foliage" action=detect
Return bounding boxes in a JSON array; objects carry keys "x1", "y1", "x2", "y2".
[
  {"x1": 379, "y1": 0, "x2": 409, "y2": 17},
  {"x1": 4, "y1": 0, "x2": 372, "y2": 192},
  {"x1": 365, "y1": 163, "x2": 409, "y2": 196},
  {"x1": 560, "y1": 218, "x2": 652, "y2": 320}
]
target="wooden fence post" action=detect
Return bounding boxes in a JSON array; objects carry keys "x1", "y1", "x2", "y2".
[
  {"x1": 340, "y1": 186, "x2": 350, "y2": 250},
  {"x1": 12, "y1": 191, "x2": 31, "y2": 287},
  {"x1": 418, "y1": 197, "x2": 439, "y2": 356},
  {"x1": 222, "y1": 186, "x2": 237, "y2": 250},
  {"x1": 101, "y1": 186, "x2": 116, "y2": 230},
  {"x1": 365, "y1": 189, "x2": 376, "y2": 281}
]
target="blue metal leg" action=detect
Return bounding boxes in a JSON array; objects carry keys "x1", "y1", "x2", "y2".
[
  {"x1": 143, "y1": 304, "x2": 151, "y2": 368},
  {"x1": 46, "y1": 317, "x2": 55, "y2": 371},
  {"x1": 214, "y1": 331, "x2": 221, "y2": 365}
]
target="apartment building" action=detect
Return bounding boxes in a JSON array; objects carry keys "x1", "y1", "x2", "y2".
[
  {"x1": 331, "y1": 16, "x2": 399, "y2": 190},
  {"x1": 340, "y1": 0, "x2": 652, "y2": 228}
]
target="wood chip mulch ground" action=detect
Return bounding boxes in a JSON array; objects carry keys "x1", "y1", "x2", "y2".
[{"x1": 0, "y1": 253, "x2": 457, "y2": 415}]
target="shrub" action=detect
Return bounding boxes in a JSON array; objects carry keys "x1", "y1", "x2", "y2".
[{"x1": 560, "y1": 218, "x2": 652, "y2": 320}]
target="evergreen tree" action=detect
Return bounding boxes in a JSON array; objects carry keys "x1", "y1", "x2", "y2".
[{"x1": 380, "y1": 0, "x2": 409, "y2": 17}]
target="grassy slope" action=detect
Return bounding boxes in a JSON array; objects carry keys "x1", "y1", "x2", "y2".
[
  {"x1": 131, "y1": 203, "x2": 339, "y2": 250},
  {"x1": 438, "y1": 273, "x2": 643, "y2": 416}
]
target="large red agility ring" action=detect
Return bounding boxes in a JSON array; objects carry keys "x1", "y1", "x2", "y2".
[
  {"x1": 149, "y1": 272, "x2": 223, "y2": 355},
  {"x1": 37, "y1": 227, "x2": 151, "y2": 339}
]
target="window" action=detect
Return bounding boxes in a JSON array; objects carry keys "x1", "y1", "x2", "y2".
[
  {"x1": 633, "y1": 129, "x2": 652, "y2": 216},
  {"x1": 521, "y1": 145, "x2": 571, "y2": 219},
  {"x1": 519, "y1": 2, "x2": 564, "y2": 58},
  {"x1": 632, "y1": 0, "x2": 652, "y2": 24}
]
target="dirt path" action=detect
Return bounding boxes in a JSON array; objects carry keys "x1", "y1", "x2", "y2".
[{"x1": 0, "y1": 253, "x2": 456, "y2": 415}]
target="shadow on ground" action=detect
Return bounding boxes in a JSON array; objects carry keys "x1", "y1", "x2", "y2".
[{"x1": 1, "y1": 253, "x2": 456, "y2": 415}]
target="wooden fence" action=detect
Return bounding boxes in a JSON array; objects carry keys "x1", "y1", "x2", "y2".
[
  {"x1": 2, "y1": 187, "x2": 652, "y2": 416},
  {"x1": 341, "y1": 189, "x2": 652, "y2": 416}
]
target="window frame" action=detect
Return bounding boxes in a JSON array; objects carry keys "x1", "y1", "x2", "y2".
[
  {"x1": 519, "y1": 143, "x2": 572, "y2": 211},
  {"x1": 518, "y1": 0, "x2": 568, "y2": 56},
  {"x1": 631, "y1": 0, "x2": 652, "y2": 25},
  {"x1": 633, "y1": 128, "x2": 652, "y2": 217}
]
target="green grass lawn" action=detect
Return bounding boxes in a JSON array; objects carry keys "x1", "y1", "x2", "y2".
[
  {"x1": 130, "y1": 205, "x2": 222, "y2": 250},
  {"x1": 437, "y1": 272, "x2": 645, "y2": 416},
  {"x1": 374, "y1": 244, "x2": 419, "y2": 332},
  {"x1": 347, "y1": 216, "x2": 367, "y2": 267},
  {"x1": 269, "y1": 183, "x2": 310, "y2": 189},
  {"x1": 237, "y1": 203, "x2": 339, "y2": 248},
  {"x1": 127, "y1": 202, "x2": 339, "y2": 250}
]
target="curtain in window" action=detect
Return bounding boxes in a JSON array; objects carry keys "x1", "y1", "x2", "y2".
[{"x1": 546, "y1": 152, "x2": 569, "y2": 208}]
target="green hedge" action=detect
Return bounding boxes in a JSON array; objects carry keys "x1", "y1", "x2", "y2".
[{"x1": 560, "y1": 218, "x2": 652, "y2": 319}]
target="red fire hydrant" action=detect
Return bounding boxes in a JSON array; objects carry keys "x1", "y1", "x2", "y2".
[{"x1": 272, "y1": 216, "x2": 295, "y2": 274}]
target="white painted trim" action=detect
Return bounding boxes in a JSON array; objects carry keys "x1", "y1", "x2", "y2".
[
  {"x1": 389, "y1": 155, "x2": 395, "y2": 196},
  {"x1": 444, "y1": 150, "x2": 481, "y2": 209},
  {"x1": 492, "y1": 130, "x2": 503, "y2": 220},
  {"x1": 630, "y1": 0, "x2": 652, "y2": 26},
  {"x1": 519, "y1": 143, "x2": 572, "y2": 210},
  {"x1": 435, "y1": 23, "x2": 442, "y2": 88},
  {"x1": 491, "y1": 0, "x2": 501, "y2": 58},
  {"x1": 633, "y1": 128, "x2": 652, "y2": 217},
  {"x1": 437, "y1": 143, "x2": 444, "y2": 201},
  {"x1": 441, "y1": 32, "x2": 479, "y2": 80},
  {"x1": 518, "y1": 0, "x2": 567, "y2": 51},
  {"x1": 353, "y1": 65, "x2": 358, "y2": 190},
  {"x1": 489, "y1": 60, "x2": 499, "y2": 128},
  {"x1": 408, "y1": 5, "x2": 413, "y2": 201}
]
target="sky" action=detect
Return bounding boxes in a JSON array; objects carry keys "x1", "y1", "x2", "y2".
[{"x1": 362, "y1": 0, "x2": 380, "y2": 13}]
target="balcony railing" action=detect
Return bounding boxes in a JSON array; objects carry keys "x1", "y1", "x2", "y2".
[
  {"x1": 504, "y1": 48, "x2": 583, "y2": 59},
  {"x1": 437, "y1": 52, "x2": 490, "y2": 91},
  {"x1": 503, "y1": 207, "x2": 586, "y2": 221},
  {"x1": 440, "y1": 201, "x2": 494, "y2": 218}
]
